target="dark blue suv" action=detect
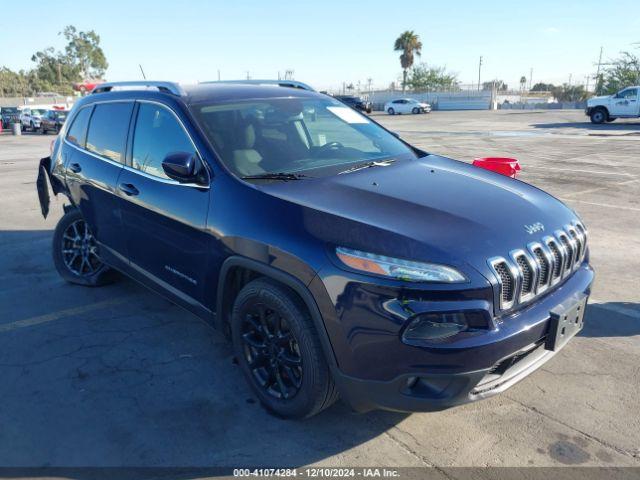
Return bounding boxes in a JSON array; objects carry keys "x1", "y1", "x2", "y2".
[{"x1": 37, "y1": 81, "x2": 594, "y2": 418}]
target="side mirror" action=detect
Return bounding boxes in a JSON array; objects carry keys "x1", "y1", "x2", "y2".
[{"x1": 162, "y1": 152, "x2": 199, "y2": 183}]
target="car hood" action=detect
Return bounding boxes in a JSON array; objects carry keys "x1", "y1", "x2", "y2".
[
  {"x1": 257, "y1": 155, "x2": 579, "y2": 273},
  {"x1": 587, "y1": 95, "x2": 611, "y2": 105}
]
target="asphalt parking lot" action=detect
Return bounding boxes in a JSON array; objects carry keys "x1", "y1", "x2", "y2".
[{"x1": 0, "y1": 109, "x2": 638, "y2": 470}]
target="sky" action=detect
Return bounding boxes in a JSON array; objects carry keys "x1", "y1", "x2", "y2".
[{"x1": 1, "y1": 0, "x2": 639, "y2": 92}]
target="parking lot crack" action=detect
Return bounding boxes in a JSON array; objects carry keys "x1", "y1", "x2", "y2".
[{"x1": 505, "y1": 395, "x2": 640, "y2": 462}]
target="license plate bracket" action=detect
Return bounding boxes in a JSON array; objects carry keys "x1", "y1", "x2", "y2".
[{"x1": 546, "y1": 296, "x2": 587, "y2": 351}]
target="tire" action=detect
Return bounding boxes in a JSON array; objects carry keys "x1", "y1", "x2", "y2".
[
  {"x1": 606, "y1": 117, "x2": 617, "y2": 123},
  {"x1": 387, "y1": 108, "x2": 395, "y2": 115},
  {"x1": 21, "y1": 123, "x2": 25, "y2": 132},
  {"x1": 590, "y1": 108, "x2": 607, "y2": 124},
  {"x1": 231, "y1": 278, "x2": 338, "y2": 419},
  {"x1": 52, "y1": 209, "x2": 116, "y2": 286},
  {"x1": 40, "y1": 125, "x2": 46, "y2": 134},
  {"x1": 30, "y1": 122, "x2": 35, "y2": 132},
  {"x1": 412, "y1": 107, "x2": 420, "y2": 114}
]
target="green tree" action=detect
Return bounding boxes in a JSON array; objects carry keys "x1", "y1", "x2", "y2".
[
  {"x1": 407, "y1": 64, "x2": 459, "y2": 91},
  {"x1": 1, "y1": 25, "x2": 108, "y2": 96},
  {"x1": 61, "y1": 25, "x2": 108, "y2": 80},
  {"x1": 519, "y1": 76, "x2": 527, "y2": 91},
  {"x1": 482, "y1": 79, "x2": 508, "y2": 91},
  {"x1": 531, "y1": 82, "x2": 555, "y2": 92},
  {"x1": 394, "y1": 31, "x2": 422, "y2": 92},
  {"x1": 552, "y1": 84, "x2": 587, "y2": 102},
  {"x1": 0, "y1": 67, "x2": 30, "y2": 96},
  {"x1": 601, "y1": 51, "x2": 640, "y2": 94}
]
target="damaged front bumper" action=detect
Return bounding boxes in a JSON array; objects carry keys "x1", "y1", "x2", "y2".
[{"x1": 36, "y1": 156, "x2": 65, "y2": 218}]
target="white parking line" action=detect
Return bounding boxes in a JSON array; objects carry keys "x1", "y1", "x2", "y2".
[
  {"x1": 0, "y1": 296, "x2": 134, "y2": 333},
  {"x1": 558, "y1": 198, "x2": 640, "y2": 212},
  {"x1": 560, "y1": 179, "x2": 639, "y2": 198},
  {"x1": 524, "y1": 165, "x2": 636, "y2": 177}
]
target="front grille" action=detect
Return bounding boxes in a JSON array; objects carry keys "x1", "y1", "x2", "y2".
[
  {"x1": 558, "y1": 233, "x2": 575, "y2": 273},
  {"x1": 488, "y1": 222, "x2": 587, "y2": 311},
  {"x1": 532, "y1": 247, "x2": 550, "y2": 287},
  {"x1": 547, "y1": 240, "x2": 563, "y2": 280},
  {"x1": 515, "y1": 254, "x2": 534, "y2": 296},
  {"x1": 493, "y1": 261, "x2": 515, "y2": 305}
]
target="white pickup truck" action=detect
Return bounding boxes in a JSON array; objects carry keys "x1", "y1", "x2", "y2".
[{"x1": 586, "y1": 86, "x2": 639, "y2": 123}]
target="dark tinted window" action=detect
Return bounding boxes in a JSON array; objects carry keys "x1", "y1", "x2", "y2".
[
  {"x1": 65, "y1": 106, "x2": 93, "y2": 147},
  {"x1": 132, "y1": 103, "x2": 195, "y2": 179},
  {"x1": 86, "y1": 102, "x2": 134, "y2": 163}
]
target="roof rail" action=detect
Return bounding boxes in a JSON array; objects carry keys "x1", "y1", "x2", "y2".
[
  {"x1": 200, "y1": 79, "x2": 315, "y2": 92},
  {"x1": 91, "y1": 81, "x2": 186, "y2": 96}
]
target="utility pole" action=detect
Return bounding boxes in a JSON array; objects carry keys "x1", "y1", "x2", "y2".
[
  {"x1": 595, "y1": 46, "x2": 603, "y2": 95},
  {"x1": 246, "y1": 71, "x2": 250, "y2": 80},
  {"x1": 477, "y1": 56, "x2": 483, "y2": 91},
  {"x1": 568, "y1": 73, "x2": 572, "y2": 86},
  {"x1": 217, "y1": 69, "x2": 221, "y2": 81},
  {"x1": 529, "y1": 67, "x2": 533, "y2": 90}
]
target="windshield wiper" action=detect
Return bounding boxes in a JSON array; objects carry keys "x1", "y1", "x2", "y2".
[
  {"x1": 337, "y1": 159, "x2": 396, "y2": 175},
  {"x1": 241, "y1": 172, "x2": 308, "y2": 181}
]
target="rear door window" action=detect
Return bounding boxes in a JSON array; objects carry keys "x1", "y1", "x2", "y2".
[
  {"x1": 85, "y1": 102, "x2": 134, "y2": 163},
  {"x1": 65, "y1": 106, "x2": 93, "y2": 148},
  {"x1": 131, "y1": 103, "x2": 195, "y2": 179}
]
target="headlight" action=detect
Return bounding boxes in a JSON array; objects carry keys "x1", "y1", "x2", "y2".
[{"x1": 335, "y1": 247, "x2": 466, "y2": 282}]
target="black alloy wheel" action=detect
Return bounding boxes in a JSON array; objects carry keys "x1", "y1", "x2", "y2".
[
  {"x1": 52, "y1": 208, "x2": 115, "y2": 286},
  {"x1": 240, "y1": 303, "x2": 303, "y2": 400},
  {"x1": 231, "y1": 278, "x2": 338, "y2": 418}
]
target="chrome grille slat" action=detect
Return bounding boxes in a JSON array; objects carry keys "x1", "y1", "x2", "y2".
[{"x1": 490, "y1": 222, "x2": 587, "y2": 312}]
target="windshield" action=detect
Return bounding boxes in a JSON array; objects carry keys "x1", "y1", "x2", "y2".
[
  {"x1": 1, "y1": 107, "x2": 18, "y2": 114},
  {"x1": 192, "y1": 97, "x2": 417, "y2": 178},
  {"x1": 31, "y1": 109, "x2": 46, "y2": 115}
]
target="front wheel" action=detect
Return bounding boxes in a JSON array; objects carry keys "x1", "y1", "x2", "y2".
[
  {"x1": 387, "y1": 107, "x2": 395, "y2": 115},
  {"x1": 590, "y1": 108, "x2": 607, "y2": 124},
  {"x1": 412, "y1": 107, "x2": 420, "y2": 114},
  {"x1": 52, "y1": 209, "x2": 115, "y2": 286},
  {"x1": 231, "y1": 278, "x2": 338, "y2": 418}
]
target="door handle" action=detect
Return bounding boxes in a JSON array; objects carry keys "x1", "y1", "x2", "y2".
[
  {"x1": 118, "y1": 183, "x2": 139, "y2": 196},
  {"x1": 69, "y1": 163, "x2": 82, "y2": 173}
]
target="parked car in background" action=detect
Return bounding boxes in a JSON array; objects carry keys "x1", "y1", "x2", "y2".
[
  {"x1": 335, "y1": 95, "x2": 372, "y2": 113},
  {"x1": 384, "y1": 98, "x2": 431, "y2": 115},
  {"x1": 37, "y1": 80, "x2": 593, "y2": 419},
  {"x1": 40, "y1": 109, "x2": 69, "y2": 134},
  {"x1": 20, "y1": 108, "x2": 48, "y2": 131},
  {"x1": 1, "y1": 106, "x2": 20, "y2": 128},
  {"x1": 586, "y1": 86, "x2": 639, "y2": 123}
]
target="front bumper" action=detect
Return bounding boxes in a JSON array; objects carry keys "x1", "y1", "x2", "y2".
[{"x1": 323, "y1": 264, "x2": 594, "y2": 413}]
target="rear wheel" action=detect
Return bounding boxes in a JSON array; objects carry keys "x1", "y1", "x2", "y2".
[
  {"x1": 52, "y1": 209, "x2": 115, "y2": 286},
  {"x1": 231, "y1": 278, "x2": 337, "y2": 418},
  {"x1": 590, "y1": 108, "x2": 607, "y2": 124},
  {"x1": 387, "y1": 107, "x2": 395, "y2": 115}
]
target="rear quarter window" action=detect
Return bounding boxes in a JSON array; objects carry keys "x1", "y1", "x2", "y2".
[
  {"x1": 65, "y1": 106, "x2": 93, "y2": 148},
  {"x1": 85, "y1": 102, "x2": 134, "y2": 163}
]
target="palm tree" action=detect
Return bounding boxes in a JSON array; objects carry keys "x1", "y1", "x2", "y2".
[
  {"x1": 394, "y1": 31, "x2": 422, "y2": 92},
  {"x1": 520, "y1": 76, "x2": 528, "y2": 92}
]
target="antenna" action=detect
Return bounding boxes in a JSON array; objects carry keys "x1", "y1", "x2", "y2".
[{"x1": 139, "y1": 64, "x2": 147, "y2": 80}]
